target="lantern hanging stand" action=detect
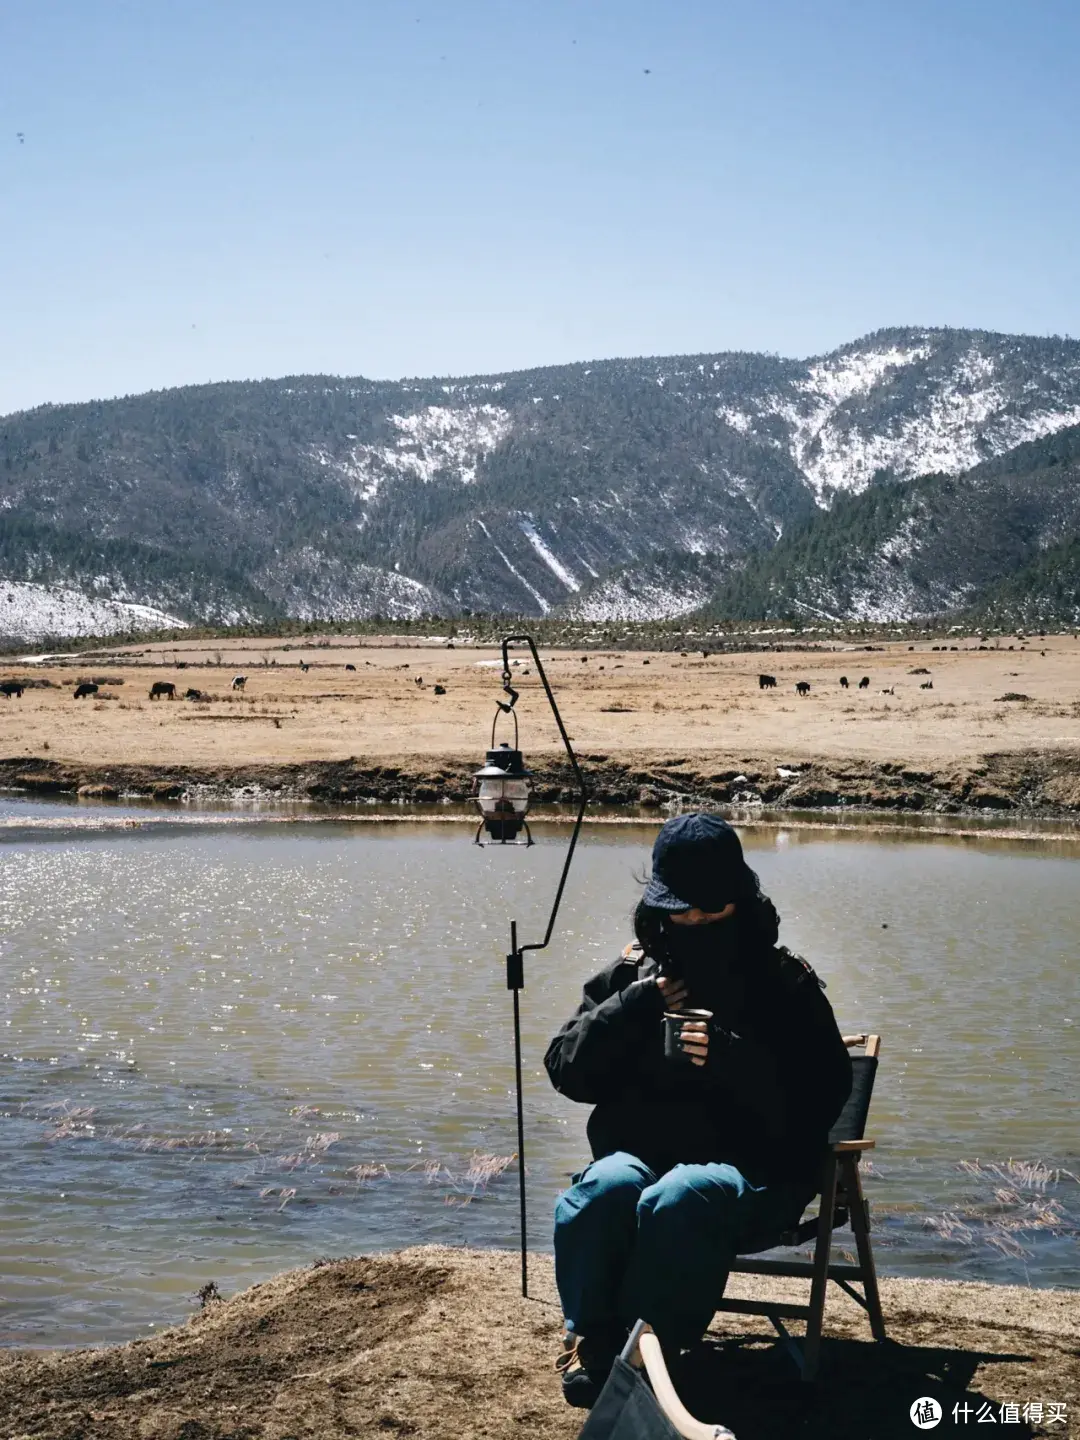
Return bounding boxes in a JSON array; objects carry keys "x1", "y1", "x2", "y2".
[{"x1": 474, "y1": 635, "x2": 587, "y2": 1298}]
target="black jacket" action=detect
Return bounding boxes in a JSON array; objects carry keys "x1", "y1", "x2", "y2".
[{"x1": 544, "y1": 942, "x2": 852, "y2": 1187}]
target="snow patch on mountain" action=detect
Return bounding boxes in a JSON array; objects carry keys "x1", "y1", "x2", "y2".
[
  {"x1": 779, "y1": 344, "x2": 932, "y2": 499},
  {"x1": 387, "y1": 405, "x2": 512, "y2": 483},
  {"x1": 795, "y1": 346, "x2": 1080, "y2": 500},
  {"x1": 254, "y1": 549, "x2": 440, "y2": 621},
  {"x1": 801, "y1": 343, "x2": 933, "y2": 409},
  {"x1": 717, "y1": 406, "x2": 754, "y2": 433},
  {"x1": 562, "y1": 571, "x2": 711, "y2": 622},
  {"x1": 0, "y1": 580, "x2": 185, "y2": 640},
  {"x1": 518, "y1": 519, "x2": 580, "y2": 591},
  {"x1": 475, "y1": 520, "x2": 551, "y2": 614},
  {"x1": 311, "y1": 404, "x2": 513, "y2": 504}
]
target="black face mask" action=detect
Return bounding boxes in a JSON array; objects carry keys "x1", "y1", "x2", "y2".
[{"x1": 662, "y1": 917, "x2": 740, "y2": 983}]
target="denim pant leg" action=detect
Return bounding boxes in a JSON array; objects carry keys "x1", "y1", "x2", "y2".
[
  {"x1": 623, "y1": 1163, "x2": 813, "y2": 1349},
  {"x1": 554, "y1": 1151, "x2": 656, "y2": 1337}
]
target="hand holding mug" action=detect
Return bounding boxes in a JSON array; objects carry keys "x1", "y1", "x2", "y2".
[{"x1": 678, "y1": 1017, "x2": 709, "y2": 1067}]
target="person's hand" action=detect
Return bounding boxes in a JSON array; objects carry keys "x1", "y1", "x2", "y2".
[
  {"x1": 679, "y1": 1018, "x2": 709, "y2": 1067},
  {"x1": 656, "y1": 974, "x2": 689, "y2": 1011}
]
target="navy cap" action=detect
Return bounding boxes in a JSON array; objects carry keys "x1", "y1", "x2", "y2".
[{"x1": 643, "y1": 813, "x2": 745, "y2": 912}]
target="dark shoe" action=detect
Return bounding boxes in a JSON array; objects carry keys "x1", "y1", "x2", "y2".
[{"x1": 555, "y1": 1332, "x2": 620, "y2": 1409}]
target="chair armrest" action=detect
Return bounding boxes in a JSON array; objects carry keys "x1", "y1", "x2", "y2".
[
  {"x1": 833, "y1": 1139, "x2": 875, "y2": 1153},
  {"x1": 635, "y1": 1326, "x2": 737, "y2": 1439}
]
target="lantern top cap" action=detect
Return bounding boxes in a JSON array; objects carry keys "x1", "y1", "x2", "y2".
[{"x1": 474, "y1": 741, "x2": 530, "y2": 778}]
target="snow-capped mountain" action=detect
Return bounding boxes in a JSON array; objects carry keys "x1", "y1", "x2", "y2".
[{"x1": 3, "y1": 326, "x2": 1080, "y2": 631}]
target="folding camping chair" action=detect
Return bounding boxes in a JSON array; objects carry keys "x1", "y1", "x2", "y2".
[
  {"x1": 717, "y1": 1032, "x2": 886, "y2": 1381},
  {"x1": 584, "y1": 1036, "x2": 887, "y2": 1436}
]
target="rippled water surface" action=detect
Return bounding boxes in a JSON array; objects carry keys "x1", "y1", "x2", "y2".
[{"x1": 1, "y1": 802, "x2": 1077, "y2": 1345}]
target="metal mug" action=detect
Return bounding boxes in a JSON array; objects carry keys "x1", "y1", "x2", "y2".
[{"x1": 663, "y1": 1008, "x2": 713, "y2": 1063}]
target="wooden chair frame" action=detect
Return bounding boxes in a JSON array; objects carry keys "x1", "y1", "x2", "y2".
[{"x1": 715, "y1": 1032, "x2": 886, "y2": 1382}]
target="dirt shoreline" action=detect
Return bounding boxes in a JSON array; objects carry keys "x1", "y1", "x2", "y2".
[
  {"x1": 1, "y1": 1248, "x2": 1076, "y2": 1440},
  {"x1": 4, "y1": 746, "x2": 1080, "y2": 820}
]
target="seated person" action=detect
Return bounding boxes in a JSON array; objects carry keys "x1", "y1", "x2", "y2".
[{"x1": 545, "y1": 813, "x2": 852, "y2": 1408}]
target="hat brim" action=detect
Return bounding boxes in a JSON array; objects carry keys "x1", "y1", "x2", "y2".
[{"x1": 642, "y1": 875, "x2": 693, "y2": 911}]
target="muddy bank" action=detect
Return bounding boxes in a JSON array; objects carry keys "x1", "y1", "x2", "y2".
[
  {"x1": 4, "y1": 747, "x2": 1080, "y2": 818},
  {"x1": 0, "y1": 1248, "x2": 1076, "y2": 1440}
]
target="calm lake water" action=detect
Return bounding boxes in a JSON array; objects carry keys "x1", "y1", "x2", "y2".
[{"x1": 1, "y1": 801, "x2": 1077, "y2": 1346}]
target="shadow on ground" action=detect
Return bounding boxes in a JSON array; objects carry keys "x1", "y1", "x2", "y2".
[{"x1": 679, "y1": 1331, "x2": 1037, "y2": 1439}]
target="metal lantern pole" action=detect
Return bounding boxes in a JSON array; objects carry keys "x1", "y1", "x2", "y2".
[{"x1": 495, "y1": 635, "x2": 587, "y2": 1299}]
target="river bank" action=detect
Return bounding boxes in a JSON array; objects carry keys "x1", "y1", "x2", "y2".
[
  {"x1": 4, "y1": 745, "x2": 1080, "y2": 818},
  {"x1": 1, "y1": 1248, "x2": 1076, "y2": 1440}
]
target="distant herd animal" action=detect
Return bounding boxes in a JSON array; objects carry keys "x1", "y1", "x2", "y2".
[
  {"x1": 73, "y1": 682, "x2": 98, "y2": 699},
  {"x1": 231, "y1": 675, "x2": 247, "y2": 690},
  {"x1": 753, "y1": 671, "x2": 927, "y2": 697},
  {"x1": 149, "y1": 681, "x2": 176, "y2": 700},
  {"x1": 0, "y1": 680, "x2": 24, "y2": 698}
]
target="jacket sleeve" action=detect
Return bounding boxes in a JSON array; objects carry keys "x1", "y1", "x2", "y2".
[
  {"x1": 771, "y1": 971, "x2": 853, "y2": 1177},
  {"x1": 544, "y1": 960, "x2": 662, "y2": 1104}
]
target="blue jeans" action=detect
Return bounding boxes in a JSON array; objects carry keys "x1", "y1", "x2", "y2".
[{"x1": 554, "y1": 1151, "x2": 814, "y2": 1349}]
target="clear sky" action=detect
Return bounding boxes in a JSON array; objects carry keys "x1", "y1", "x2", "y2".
[{"x1": 2, "y1": 0, "x2": 1078, "y2": 415}]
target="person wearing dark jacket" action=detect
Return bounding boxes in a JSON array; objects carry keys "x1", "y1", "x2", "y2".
[{"x1": 545, "y1": 812, "x2": 852, "y2": 1408}]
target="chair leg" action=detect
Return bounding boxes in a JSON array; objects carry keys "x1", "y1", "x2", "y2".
[
  {"x1": 845, "y1": 1157, "x2": 887, "y2": 1342},
  {"x1": 801, "y1": 1154, "x2": 838, "y2": 1382}
]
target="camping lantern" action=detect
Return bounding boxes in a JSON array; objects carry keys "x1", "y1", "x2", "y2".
[
  {"x1": 472, "y1": 743, "x2": 533, "y2": 844},
  {"x1": 474, "y1": 636, "x2": 587, "y2": 1300}
]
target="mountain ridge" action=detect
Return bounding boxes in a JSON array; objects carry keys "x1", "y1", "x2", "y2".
[{"x1": 3, "y1": 326, "x2": 1080, "y2": 636}]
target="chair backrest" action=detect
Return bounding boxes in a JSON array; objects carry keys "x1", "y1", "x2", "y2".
[{"x1": 828, "y1": 1034, "x2": 881, "y2": 1145}]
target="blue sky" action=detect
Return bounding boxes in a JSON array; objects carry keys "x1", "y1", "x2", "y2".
[{"x1": 2, "y1": 0, "x2": 1078, "y2": 414}]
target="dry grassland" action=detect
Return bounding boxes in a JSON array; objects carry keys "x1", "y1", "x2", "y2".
[{"x1": 2, "y1": 632, "x2": 1079, "y2": 767}]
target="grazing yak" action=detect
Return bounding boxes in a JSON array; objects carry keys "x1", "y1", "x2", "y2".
[
  {"x1": 795, "y1": 681, "x2": 811, "y2": 696},
  {"x1": 184, "y1": 688, "x2": 205, "y2": 701},
  {"x1": 433, "y1": 684, "x2": 447, "y2": 695},
  {"x1": 149, "y1": 681, "x2": 176, "y2": 700},
  {"x1": 0, "y1": 680, "x2": 24, "y2": 698},
  {"x1": 880, "y1": 686, "x2": 896, "y2": 696},
  {"x1": 920, "y1": 680, "x2": 934, "y2": 689},
  {"x1": 73, "y1": 682, "x2": 98, "y2": 699},
  {"x1": 231, "y1": 675, "x2": 247, "y2": 691},
  {"x1": 839, "y1": 676, "x2": 849, "y2": 688},
  {"x1": 758, "y1": 674, "x2": 777, "y2": 689},
  {"x1": 298, "y1": 660, "x2": 309, "y2": 672},
  {"x1": 858, "y1": 676, "x2": 870, "y2": 689},
  {"x1": 345, "y1": 663, "x2": 356, "y2": 671}
]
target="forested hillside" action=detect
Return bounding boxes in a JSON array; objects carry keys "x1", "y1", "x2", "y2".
[
  {"x1": 2, "y1": 326, "x2": 1080, "y2": 635},
  {"x1": 704, "y1": 426, "x2": 1080, "y2": 623}
]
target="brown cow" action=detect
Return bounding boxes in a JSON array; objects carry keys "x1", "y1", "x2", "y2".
[{"x1": 149, "y1": 681, "x2": 176, "y2": 700}]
